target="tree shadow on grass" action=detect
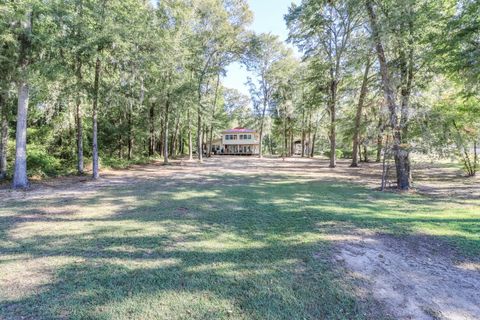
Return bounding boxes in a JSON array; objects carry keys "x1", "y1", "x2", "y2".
[{"x1": 0, "y1": 174, "x2": 479, "y2": 319}]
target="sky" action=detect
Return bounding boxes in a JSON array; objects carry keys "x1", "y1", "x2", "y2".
[{"x1": 222, "y1": 0, "x2": 299, "y2": 96}]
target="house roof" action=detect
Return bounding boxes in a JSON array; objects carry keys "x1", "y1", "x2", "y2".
[{"x1": 222, "y1": 127, "x2": 256, "y2": 133}]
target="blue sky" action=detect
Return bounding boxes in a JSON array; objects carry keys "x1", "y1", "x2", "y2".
[{"x1": 223, "y1": 0, "x2": 299, "y2": 96}]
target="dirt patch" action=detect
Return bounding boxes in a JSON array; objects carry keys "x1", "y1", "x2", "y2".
[
  {"x1": 334, "y1": 233, "x2": 480, "y2": 320},
  {"x1": 2, "y1": 157, "x2": 478, "y2": 202}
]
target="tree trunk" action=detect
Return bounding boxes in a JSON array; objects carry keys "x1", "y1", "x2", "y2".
[
  {"x1": 172, "y1": 115, "x2": 180, "y2": 158},
  {"x1": 258, "y1": 101, "x2": 267, "y2": 158},
  {"x1": 92, "y1": 56, "x2": 101, "y2": 180},
  {"x1": 376, "y1": 114, "x2": 384, "y2": 162},
  {"x1": 329, "y1": 79, "x2": 337, "y2": 168},
  {"x1": 453, "y1": 120, "x2": 475, "y2": 176},
  {"x1": 13, "y1": 82, "x2": 29, "y2": 188},
  {"x1": 474, "y1": 141, "x2": 478, "y2": 175},
  {"x1": 289, "y1": 119, "x2": 294, "y2": 157},
  {"x1": 208, "y1": 124, "x2": 213, "y2": 157},
  {"x1": 366, "y1": 0, "x2": 410, "y2": 190},
  {"x1": 351, "y1": 57, "x2": 371, "y2": 167},
  {"x1": 127, "y1": 100, "x2": 133, "y2": 161},
  {"x1": 301, "y1": 109, "x2": 305, "y2": 157},
  {"x1": 307, "y1": 111, "x2": 312, "y2": 157},
  {"x1": 12, "y1": 9, "x2": 32, "y2": 189},
  {"x1": 197, "y1": 104, "x2": 203, "y2": 162},
  {"x1": 75, "y1": 92, "x2": 84, "y2": 174},
  {"x1": 188, "y1": 110, "x2": 193, "y2": 160},
  {"x1": 310, "y1": 130, "x2": 317, "y2": 158},
  {"x1": 75, "y1": 1, "x2": 84, "y2": 175},
  {"x1": 376, "y1": 134, "x2": 383, "y2": 162},
  {"x1": 381, "y1": 135, "x2": 390, "y2": 191},
  {"x1": 0, "y1": 95, "x2": 8, "y2": 180},
  {"x1": 149, "y1": 103, "x2": 155, "y2": 156},
  {"x1": 163, "y1": 95, "x2": 169, "y2": 165},
  {"x1": 283, "y1": 116, "x2": 288, "y2": 157}
]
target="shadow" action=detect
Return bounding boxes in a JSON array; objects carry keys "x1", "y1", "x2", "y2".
[{"x1": 0, "y1": 161, "x2": 479, "y2": 319}]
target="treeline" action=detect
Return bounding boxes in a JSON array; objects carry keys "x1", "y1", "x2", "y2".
[
  {"x1": 0, "y1": 0, "x2": 252, "y2": 188},
  {"x1": 0, "y1": 0, "x2": 478, "y2": 190},
  {"x1": 270, "y1": 0, "x2": 479, "y2": 189}
]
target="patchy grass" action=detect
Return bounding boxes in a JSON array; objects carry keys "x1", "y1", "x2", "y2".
[{"x1": 0, "y1": 164, "x2": 479, "y2": 319}]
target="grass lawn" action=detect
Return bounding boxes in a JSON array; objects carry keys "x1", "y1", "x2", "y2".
[{"x1": 1, "y1": 162, "x2": 479, "y2": 319}]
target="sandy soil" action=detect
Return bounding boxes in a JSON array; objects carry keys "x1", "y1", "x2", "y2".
[
  {"x1": 1, "y1": 156, "x2": 478, "y2": 201},
  {"x1": 332, "y1": 232, "x2": 480, "y2": 320},
  {"x1": 1, "y1": 156, "x2": 479, "y2": 319}
]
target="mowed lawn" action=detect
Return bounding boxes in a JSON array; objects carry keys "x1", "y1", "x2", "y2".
[{"x1": 1, "y1": 167, "x2": 479, "y2": 319}]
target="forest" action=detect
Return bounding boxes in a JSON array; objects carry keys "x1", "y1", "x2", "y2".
[
  {"x1": 0, "y1": 0, "x2": 478, "y2": 190},
  {"x1": 1, "y1": 1, "x2": 480, "y2": 319}
]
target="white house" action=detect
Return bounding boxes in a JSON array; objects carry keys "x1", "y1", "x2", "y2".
[{"x1": 211, "y1": 128, "x2": 260, "y2": 155}]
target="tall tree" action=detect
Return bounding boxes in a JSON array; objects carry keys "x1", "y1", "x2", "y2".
[
  {"x1": 12, "y1": 5, "x2": 34, "y2": 188},
  {"x1": 351, "y1": 55, "x2": 371, "y2": 167},
  {"x1": 245, "y1": 33, "x2": 291, "y2": 158},
  {"x1": 287, "y1": 0, "x2": 359, "y2": 167}
]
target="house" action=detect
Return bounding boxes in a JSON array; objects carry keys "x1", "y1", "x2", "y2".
[
  {"x1": 211, "y1": 128, "x2": 260, "y2": 155},
  {"x1": 294, "y1": 139, "x2": 310, "y2": 155}
]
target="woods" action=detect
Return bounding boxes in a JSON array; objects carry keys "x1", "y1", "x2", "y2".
[
  {"x1": 0, "y1": 0, "x2": 478, "y2": 189},
  {"x1": 1, "y1": 1, "x2": 480, "y2": 319}
]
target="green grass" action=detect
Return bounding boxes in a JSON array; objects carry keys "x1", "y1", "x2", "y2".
[{"x1": 0, "y1": 173, "x2": 478, "y2": 319}]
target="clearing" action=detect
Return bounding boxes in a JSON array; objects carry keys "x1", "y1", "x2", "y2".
[{"x1": 0, "y1": 157, "x2": 479, "y2": 319}]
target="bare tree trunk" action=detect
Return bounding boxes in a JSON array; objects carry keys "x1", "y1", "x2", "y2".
[
  {"x1": 163, "y1": 95, "x2": 170, "y2": 165},
  {"x1": 259, "y1": 101, "x2": 267, "y2": 158},
  {"x1": 127, "y1": 100, "x2": 133, "y2": 161},
  {"x1": 92, "y1": 56, "x2": 101, "y2": 180},
  {"x1": 366, "y1": 0, "x2": 410, "y2": 190},
  {"x1": 12, "y1": 10, "x2": 32, "y2": 189},
  {"x1": 149, "y1": 103, "x2": 155, "y2": 156},
  {"x1": 474, "y1": 141, "x2": 478, "y2": 175},
  {"x1": 172, "y1": 115, "x2": 180, "y2": 158},
  {"x1": 13, "y1": 82, "x2": 29, "y2": 188},
  {"x1": 307, "y1": 111, "x2": 312, "y2": 157},
  {"x1": 74, "y1": 54, "x2": 84, "y2": 175},
  {"x1": 381, "y1": 135, "x2": 390, "y2": 191},
  {"x1": 188, "y1": 110, "x2": 193, "y2": 160},
  {"x1": 351, "y1": 57, "x2": 371, "y2": 167},
  {"x1": 208, "y1": 74, "x2": 220, "y2": 158},
  {"x1": 0, "y1": 95, "x2": 8, "y2": 180},
  {"x1": 376, "y1": 114, "x2": 384, "y2": 162},
  {"x1": 329, "y1": 79, "x2": 337, "y2": 168},
  {"x1": 310, "y1": 130, "x2": 317, "y2": 158},
  {"x1": 453, "y1": 120, "x2": 475, "y2": 176},
  {"x1": 197, "y1": 105, "x2": 203, "y2": 162},
  {"x1": 289, "y1": 119, "x2": 294, "y2": 157},
  {"x1": 283, "y1": 116, "x2": 288, "y2": 157},
  {"x1": 301, "y1": 109, "x2": 305, "y2": 157}
]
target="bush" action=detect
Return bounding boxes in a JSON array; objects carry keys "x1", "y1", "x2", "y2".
[
  {"x1": 27, "y1": 146, "x2": 62, "y2": 177},
  {"x1": 323, "y1": 149, "x2": 344, "y2": 159},
  {"x1": 101, "y1": 156, "x2": 153, "y2": 169},
  {"x1": 341, "y1": 150, "x2": 353, "y2": 159}
]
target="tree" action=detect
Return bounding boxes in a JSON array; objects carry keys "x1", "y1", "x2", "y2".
[
  {"x1": 245, "y1": 33, "x2": 291, "y2": 158},
  {"x1": 351, "y1": 54, "x2": 371, "y2": 167},
  {"x1": 287, "y1": 0, "x2": 360, "y2": 167},
  {"x1": 12, "y1": 4, "x2": 34, "y2": 189}
]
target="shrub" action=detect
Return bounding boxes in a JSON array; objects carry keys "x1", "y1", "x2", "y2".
[
  {"x1": 27, "y1": 145, "x2": 62, "y2": 177},
  {"x1": 323, "y1": 149, "x2": 344, "y2": 159}
]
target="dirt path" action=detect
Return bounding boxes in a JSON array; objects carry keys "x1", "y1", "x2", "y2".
[{"x1": 334, "y1": 233, "x2": 480, "y2": 320}]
